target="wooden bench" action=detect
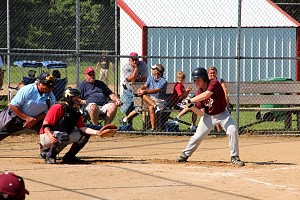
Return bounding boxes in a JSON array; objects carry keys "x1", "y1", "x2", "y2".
[
  {"x1": 226, "y1": 81, "x2": 300, "y2": 130},
  {"x1": 132, "y1": 81, "x2": 300, "y2": 131}
]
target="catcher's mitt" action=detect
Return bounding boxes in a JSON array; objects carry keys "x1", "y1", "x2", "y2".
[{"x1": 97, "y1": 124, "x2": 118, "y2": 137}]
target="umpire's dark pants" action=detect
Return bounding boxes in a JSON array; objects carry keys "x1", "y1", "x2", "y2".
[{"x1": 0, "y1": 118, "x2": 42, "y2": 141}]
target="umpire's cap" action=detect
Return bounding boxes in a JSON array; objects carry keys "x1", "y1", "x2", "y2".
[{"x1": 37, "y1": 73, "x2": 55, "y2": 87}]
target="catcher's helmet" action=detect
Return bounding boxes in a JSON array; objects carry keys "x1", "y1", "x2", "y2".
[
  {"x1": 192, "y1": 68, "x2": 209, "y2": 82},
  {"x1": 63, "y1": 88, "x2": 81, "y2": 105}
]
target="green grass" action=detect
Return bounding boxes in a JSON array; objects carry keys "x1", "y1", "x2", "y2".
[{"x1": 113, "y1": 110, "x2": 293, "y2": 132}]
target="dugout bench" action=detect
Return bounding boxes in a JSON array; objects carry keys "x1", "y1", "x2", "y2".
[{"x1": 132, "y1": 81, "x2": 300, "y2": 132}]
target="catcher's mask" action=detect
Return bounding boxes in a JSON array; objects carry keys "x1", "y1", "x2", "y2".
[
  {"x1": 37, "y1": 73, "x2": 55, "y2": 93},
  {"x1": 63, "y1": 88, "x2": 81, "y2": 111},
  {"x1": 192, "y1": 68, "x2": 209, "y2": 82}
]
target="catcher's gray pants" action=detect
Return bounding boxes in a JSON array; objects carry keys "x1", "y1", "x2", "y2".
[
  {"x1": 182, "y1": 109, "x2": 240, "y2": 158},
  {"x1": 40, "y1": 130, "x2": 82, "y2": 150}
]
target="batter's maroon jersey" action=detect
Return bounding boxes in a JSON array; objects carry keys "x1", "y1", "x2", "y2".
[{"x1": 197, "y1": 79, "x2": 227, "y2": 115}]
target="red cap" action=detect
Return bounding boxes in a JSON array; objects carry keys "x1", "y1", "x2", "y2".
[
  {"x1": 129, "y1": 52, "x2": 139, "y2": 60},
  {"x1": 84, "y1": 67, "x2": 95, "y2": 74},
  {"x1": 0, "y1": 172, "x2": 29, "y2": 199}
]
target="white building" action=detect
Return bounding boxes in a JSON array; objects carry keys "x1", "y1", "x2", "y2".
[{"x1": 117, "y1": 0, "x2": 300, "y2": 82}]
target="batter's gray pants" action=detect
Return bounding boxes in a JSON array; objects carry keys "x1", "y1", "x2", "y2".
[{"x1": 182, "y1": 110, "x2": 240, "y2": 158}]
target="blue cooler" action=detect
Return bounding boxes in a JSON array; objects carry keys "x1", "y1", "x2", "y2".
[
  {"x1": 118, "y1": 124, "x2": 134, "y2": 131},
  {"x1": 165, "y1": 121, "x2": 179, "y2": 132}
]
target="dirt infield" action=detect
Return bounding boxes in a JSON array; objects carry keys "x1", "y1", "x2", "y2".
[{"x1": 1, "y1": 133, "x2": 300, "y2": 200}]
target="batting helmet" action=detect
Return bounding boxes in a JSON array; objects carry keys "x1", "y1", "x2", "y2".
[{"x1": 192, "y1": 68, "x2": 209, "y2": 82}]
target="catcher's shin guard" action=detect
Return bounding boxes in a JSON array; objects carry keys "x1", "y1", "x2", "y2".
[
  {"x1": 63, "y1": 133, "x2": 90, "y2": 161},
  {"x1": 46, "y1": 142, "x2": 68, "y2": 158}
]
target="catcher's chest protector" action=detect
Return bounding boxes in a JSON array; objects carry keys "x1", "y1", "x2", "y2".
[{"x1": 53, "y1": 104, "x2": 81, "y2": 134}]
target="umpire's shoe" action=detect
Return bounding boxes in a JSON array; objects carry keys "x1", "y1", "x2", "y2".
[
  {"x1": 176, "y1": 152, "x2": 189, "y2": 162},
  {"x1": 231, "y1": 156, "x2": 245, "y2": 166}
]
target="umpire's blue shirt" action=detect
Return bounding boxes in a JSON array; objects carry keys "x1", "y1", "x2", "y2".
[
  {"x1": 10, "y1": 83, "x2": 56, "y2": 117},
  {"x1": 145, "y1": 76, "x2": 167, "y2": 99}
]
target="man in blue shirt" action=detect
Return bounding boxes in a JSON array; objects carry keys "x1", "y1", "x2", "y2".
[
  {"x1": 122, "y1": 64, "x2": 167, "y2": 130},
  {"x1": 77, "y1": 67, "x2": 122, "y2": 125},
  {"x1": 0, "y1": 73, "x2": 56, "y2": 141}
]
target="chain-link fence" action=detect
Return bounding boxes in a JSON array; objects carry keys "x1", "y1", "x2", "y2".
[{"x1": 0, "y1": 0, "x2": 300, "y2": 134}]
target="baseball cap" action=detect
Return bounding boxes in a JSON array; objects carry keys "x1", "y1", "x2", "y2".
[
  {"x1": 0, "y1": 172, "x2": 29, "y2": 199},
  {"x1": 151, "y1": 64, "x2": 164, "y2": 74},
  {"x1": 129, "y1": 52, "x2": 139, "y2": 60},
  {"x1": 38, "y1": 73, "x2": 55, "y2": 87},
  {"x1": 84, "y1": 67, "x2": 95, "y2": 74}
]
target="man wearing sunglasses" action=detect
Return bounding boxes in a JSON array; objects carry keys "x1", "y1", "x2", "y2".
[
  {"x1": 78, "y1": 67, "x2": 122, "y2": 125},
  {"x1": 135, "y1": 64, "x2": 167, "y2": 131},
  {"x1": 0, "y1": 73, "x2": 56, "y2": 141}
]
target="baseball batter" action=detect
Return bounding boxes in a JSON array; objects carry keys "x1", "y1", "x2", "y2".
[{"x1": 176, "y1": 67, "x2": 244, "y2": 166}]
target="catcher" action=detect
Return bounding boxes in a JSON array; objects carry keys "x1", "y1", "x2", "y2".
[{"x1": 39, "y1": 87, "x2": 117, "y2": 164}]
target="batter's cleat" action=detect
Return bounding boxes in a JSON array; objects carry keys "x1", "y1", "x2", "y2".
[
  {"x1": 176, "y1": 153, "x2": 189, "y2": 162},
  {"x1": 62, "y1": 155, "x2": 82, "y2": 163},
  {"x1": 231, "y1": 156, "x2": 245, "y2": 166},
  {"x1": 45, "y1": 157, "x2": 56, "y2": 164}
]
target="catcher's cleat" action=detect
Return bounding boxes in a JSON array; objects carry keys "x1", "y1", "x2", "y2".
[
  {"x1": 176, "y1": 152, "x2": 189, "y2": 162},
  {"x1": 62, "y1": 155, "x2": 82, "y2": 163},
  {"x1": 39, "y1": 148, "x2": 50, "y2": 159},
  {"x1": 231, "y1": 156, "x2": 245, "y2": 166},
  {"x1": 45, "y1": 157, "x2": 56, "y2": 164}
]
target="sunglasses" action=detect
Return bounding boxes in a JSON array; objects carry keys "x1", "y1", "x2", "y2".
[{"x1": 42, "y1": 83, "x2": 54, "y2": 88}]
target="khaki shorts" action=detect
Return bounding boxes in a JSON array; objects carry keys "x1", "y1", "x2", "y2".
[
  {"x1": 85, "y1": 102, "x2": 114, "y2": 114},
  {"x1": 150, "y1": 96, "x2": 167, "y2": 110}
]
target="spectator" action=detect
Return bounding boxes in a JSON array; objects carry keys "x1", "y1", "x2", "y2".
[
  {"x1": 52, "y1": 70, "x2": 61, "y2": 79},
  {"x1": 77, "y1": 67, "x2": 122, "y2": 125},
  {"x1": 175, "y1": 68, "x2": 244, "y2": 166},
  {"x1": 170, "y1": 71, "x2": 192, "y2": 109},
  {"x1": 0, "y1": 56, "x2": 4, "y2": 89},
  {"x1": 0, "y1": 73, "x2": 56, "y2": 141},
  {"x1": 39, "y1": 88, "x2": 117, "y2": 164},
  {"x1": 0, "y1": 172, "x2": 29, "y2": 200},
  {"x1": 95, "y1": 52, "x2": 114, "y2": 85},
  {"x1": 130, "y1": 64, "x2": 167, "y2": 130},
  {"x1": 120, "y1": 52, "x2": 148, "y2": 125},
  {"x1": 207, "y1": 66, "x2": 229, "y2": 132}
]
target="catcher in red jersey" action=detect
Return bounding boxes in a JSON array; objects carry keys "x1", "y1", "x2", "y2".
[
  {"x1": 39, "y1": 87, "x2": 117, "y2": 164},
  {"x1": 175, "y1": 68, "x2": 245, "y2": 166}
]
